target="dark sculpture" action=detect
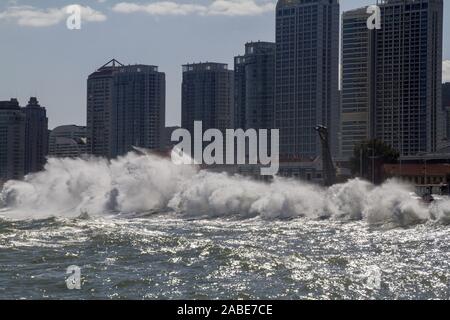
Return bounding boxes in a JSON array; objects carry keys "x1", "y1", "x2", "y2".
[{"x1": 315, "y1": 125, "x2": 336, "y2": 187}]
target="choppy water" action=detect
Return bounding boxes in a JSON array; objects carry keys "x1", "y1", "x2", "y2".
[
  {"x1": 0, "y1": 214, "x2": 449, "y2": 300},
  {"x1": 0, "y1": 151, "x2": 449, "y2": 299}
]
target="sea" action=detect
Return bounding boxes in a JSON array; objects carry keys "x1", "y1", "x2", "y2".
[{"x1": 0, "y1": 152, "x2": 449, "y2": 299}]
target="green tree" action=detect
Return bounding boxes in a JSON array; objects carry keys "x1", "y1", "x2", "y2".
[{"x1": 350, "y1": 139, "x2": 399, "y2": 184}]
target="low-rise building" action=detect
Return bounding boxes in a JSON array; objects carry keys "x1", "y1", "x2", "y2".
[
  {"x1": 383, "y1": 151, "x2": 450, "y2": 195},
  {"x1": 49, "y1": 125, "x2": 87, "y2": 158}
]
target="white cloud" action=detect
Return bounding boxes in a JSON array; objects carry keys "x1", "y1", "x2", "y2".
[
  {"x1": 0, "y1": 5, "x2": 107, "y2": 27},
  {"x1": 209, "y1": 0, "x2": 275, "y2": 16},
  {"x1": 112, "y1": 0, "x2": 275, "y2": 16},
  {"x1": 113, "y1": 2, "x2": 206, "y2": 16},
  {"x1": 443, "y1": 60, "x2": 450, "y2": 83}
]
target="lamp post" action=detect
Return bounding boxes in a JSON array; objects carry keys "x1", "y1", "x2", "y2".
[
  {"x1": 372, "y1": 146, "x2": 375, "y2": 184},
  {"x1": 360, "y1": 147, "x2": 363, "y2": 178},
  {"x1": 398, "y1": 133, "x2": 403, "y2": 180},
  {"x1": 366, "y1": 146, "x2": 381, "y2": 184}
]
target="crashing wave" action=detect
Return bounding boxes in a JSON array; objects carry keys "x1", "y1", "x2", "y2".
[{"x1": 0, "y1": 150, "x2": 448, "y2": 226}]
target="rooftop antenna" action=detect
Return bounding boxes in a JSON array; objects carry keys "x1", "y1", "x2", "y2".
[{"x1": 99, "y1": 58, "x2": 124, "y2": 69}]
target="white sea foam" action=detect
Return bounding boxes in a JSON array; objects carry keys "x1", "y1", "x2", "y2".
[{"x1": 0, "y1": 150, "x2": 448, "y2": 225}]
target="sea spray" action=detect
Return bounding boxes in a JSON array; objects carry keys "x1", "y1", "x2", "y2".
[
  {"x1": 429, "y1": 199, "x2": 450, "y2": 224},
  {"x1": 0, "y1": 152, "x2": 196, "y2": 219},
  {"x1": 324, "y1": 178, "x2": 373, "y2": 220},
  {"x1": 168, "y1": 173, "x2": 325, "y2": 219},
  {"x1": 169, "y1": 173, "x2": 329, "y2": 219},
  {"x1": 0, "y1": 150, "x2": 448, "y2": 225},
  {"x1": 362, "y1": 180, "x2": 429, "y2": 226}
]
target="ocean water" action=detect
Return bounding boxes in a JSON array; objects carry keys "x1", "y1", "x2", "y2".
[{"x1": 0, "y1": 151, "x2": 449, "y2": 299}]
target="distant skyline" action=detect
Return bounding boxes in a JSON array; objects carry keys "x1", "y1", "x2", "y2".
[{"x1": 1, "y1": 0, "x2": 449, "y2": 129}]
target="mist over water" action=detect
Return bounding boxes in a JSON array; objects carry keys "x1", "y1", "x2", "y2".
[
  {"x1": 0, "y1": 151, "x2": 449, "y2": 299},
  {"x1": 0, "y1": 150, "x2": 449, "y2": 225}
]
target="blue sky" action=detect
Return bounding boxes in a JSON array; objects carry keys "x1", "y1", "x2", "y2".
[{"x1": 0, "y1": 0, "x2": 449, "y2": 128}]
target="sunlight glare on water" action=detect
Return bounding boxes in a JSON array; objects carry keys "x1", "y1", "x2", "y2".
[
  {"x1": 0, "y1": 215, "x2": 448, "y2": 300},
  {"x1": 0, "y1": 153, "x2": 449, "y2": 299}
]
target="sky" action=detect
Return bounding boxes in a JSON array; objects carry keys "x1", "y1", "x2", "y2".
[{"x1": 0, "y1": 0, "x2": 449, "y2": 129}]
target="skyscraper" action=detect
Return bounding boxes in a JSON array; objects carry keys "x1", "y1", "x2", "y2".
[
  {"x1": 234, "y1": 41, "x2": 275, "y2": 130},
  {"x1": 181, "y1": 62, "x2": 234, "y2": 135},
  {"x1": 443, "y1": 82, "x2": 450, "y2": 142},
  {"x1": 444, "y1": 83, "x2": 450, "y2": 106},
  {"x1": 112, "y1": 65, "x2": 165, "y2": 157},
  {"x1": 275, "y1": 0, "x2": 340, "y2": 159},
  {"x1": 87, "y1": 59, "x2": 166, "y2": 158},
  {"x1": 374, "y1": 0, "x2": 444, "y2": 155},
  {"x1": 0, "y1": 99, "x2": 25, "y2": 182},
  {"x1": 86, "y1": 59, "x2": 118, "y2": 158},
  {"x1": 341, "y1": 0, "x2": 444, "y2": 157},
  {"x1": 340, "y1": 8, "x2": 375, "y2": 158},
  {"x1": 162, "y1": 126, "x2": 181, "y2": 151},
  {"x1": 23, "y1": 97, "x2": 48, "y2": 174}
]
